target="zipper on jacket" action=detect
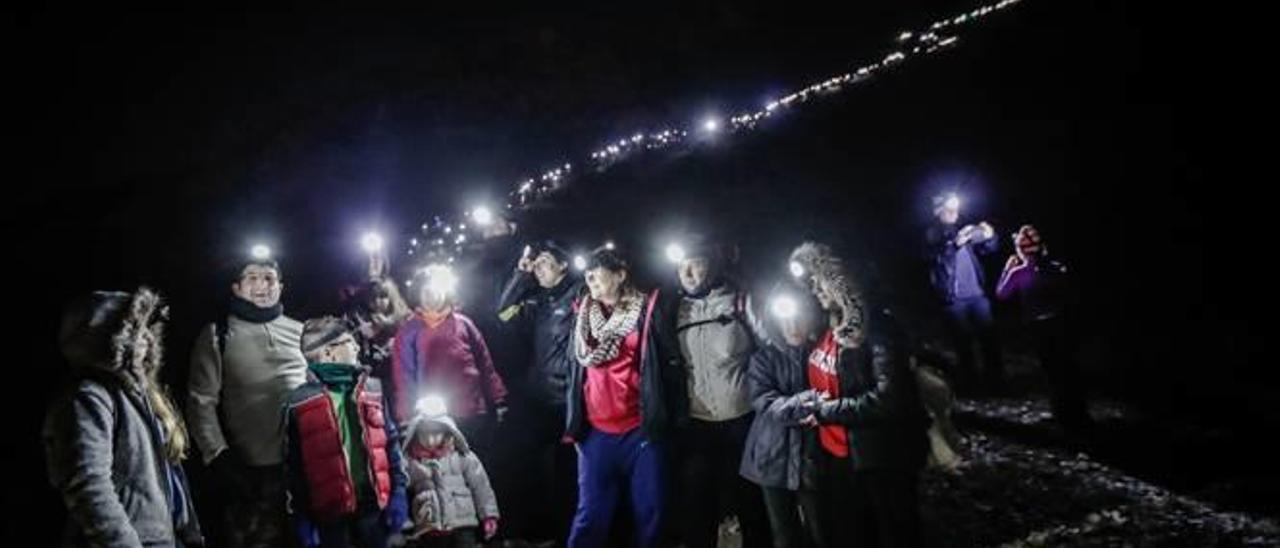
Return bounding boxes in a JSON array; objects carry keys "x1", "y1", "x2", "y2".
[
  {"x1": 264, "y1": 322, "x2": 276, "y2": 350},
  {"x1": 324, "y1": 390, "x2": 358, "y2": 514}
]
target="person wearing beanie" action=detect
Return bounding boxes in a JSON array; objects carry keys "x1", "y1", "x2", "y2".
[
  {"x1": 284, "y1": 317, "x2": 409, "y2": 548},
  {"x1": 495, "y1": 239, "x2": 584, "y2": 544},
  {"x1": 402, "y1": 401, "x2": 500, "y2": 547},
  {"x1": 187, "y1": 256, "x2": 308, "y2": 547},
  {"x1": 564, "y1": 248, "x2": 687, "y2": 548},
  {"x1": 391, "y1": 265, "x2": 509, "y2": 443},
  {"x1": 996, "y1": 225, "x2": 1092, "y2": 430},
  {"x1": 44, "y1": 288, "x2": 205, "y2": 547},
  {"x1": 670, "y1": 238, "x2": 770, "y2": 548},
  {"x1": 924, "y1": 193, "x2": 1006, "y2": 395}
]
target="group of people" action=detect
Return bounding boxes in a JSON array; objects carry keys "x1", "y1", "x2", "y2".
[{"x1": 44, "y1": 193, "x2": 1089, "y2": 548}]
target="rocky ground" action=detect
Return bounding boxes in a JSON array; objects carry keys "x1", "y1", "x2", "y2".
[
  {"x1": 913, "y1": 398, "x2": 1280, "y2": 547},
  {"x1": 704, "y1": 398, "x2": 1280, "y2": 548}
]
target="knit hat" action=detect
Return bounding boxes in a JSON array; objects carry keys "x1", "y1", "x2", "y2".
[
  {"x1": 1013, "y1": 225, "x2": 1046, "y2": 257},
  {"x1": 301, "y1": 316, "x2": 353, "y2": 355}
]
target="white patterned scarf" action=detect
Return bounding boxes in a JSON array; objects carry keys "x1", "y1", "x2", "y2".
[{"x1": 574, "y1": 289, "x2": 645, "y2": 368}]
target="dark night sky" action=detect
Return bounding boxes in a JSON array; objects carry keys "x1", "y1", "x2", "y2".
[{"x1": 7, "y1": 1, "x2": 1235, "y2": 528}]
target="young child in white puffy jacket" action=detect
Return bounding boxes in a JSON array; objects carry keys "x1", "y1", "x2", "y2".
[{"x1": 402, "y1": 401, "x2": 500, "y2": 548}]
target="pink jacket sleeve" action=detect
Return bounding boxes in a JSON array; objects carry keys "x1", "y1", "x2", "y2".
[
  {"x1": 462, "y1": 315, "x2": 508, "y2": 408},
  {"x1": 391, "y1": 321, "x2": 419, "y2": 424}
]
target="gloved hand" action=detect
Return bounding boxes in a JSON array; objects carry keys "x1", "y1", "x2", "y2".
[
  {"x1": 796, "y1": 390, "x2": 843, "y2": 426},
  {"x1": 978, "y1": 221, "x2": 995, "y2": 240},
  {"x1": 295, "y1": 515, "x2": 320, "y2": 548},
  {"x1": 483, "y1": 517, "x2": 500, "y2": 540},
  {"x1": 384, "y1": 487, "x2": 409, "y2": 532}
]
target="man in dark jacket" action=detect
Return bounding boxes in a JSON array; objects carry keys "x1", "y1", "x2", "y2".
[
  {"x1": 498, "y1": 240, "x2": 583, "y2": 418},
  {"x1": 924, "y1": 193, "x2": 1004, "y2": 394},
  {"x1": 496, "y1": 239, "x2": 584, "y2": 544}
]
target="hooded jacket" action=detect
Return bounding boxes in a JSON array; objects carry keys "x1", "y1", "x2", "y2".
[
  {"x1": 739, "y1": 342, "x2": 820, "y2": 491},
  {"x1": 44, "y1": 290, "x2": 203, "y2": 547},
  {"x1": 814, "y1": 309, "x2": 930, "y2": 471},
  {"x1": 402, "y1": 415, "x2": 499, "y2": 537},
  {"x1": 789, "y1": 243, "x2": 929, "y2": 471}
]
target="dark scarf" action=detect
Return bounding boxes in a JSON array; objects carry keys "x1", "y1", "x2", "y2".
[
  {"x1": 229, "y1": 296, "x2": 283, "y2": 323},
  {"x1": 682, "y1": 277, "x2": 725, "y2": 300},
  {"x1": 310, "y1": 362, "x2": 361, "y2": 391}
]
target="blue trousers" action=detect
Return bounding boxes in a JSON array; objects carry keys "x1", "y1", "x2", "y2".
[{"x1": 568, "y1": 428, "x2": 668, "y2": 548}]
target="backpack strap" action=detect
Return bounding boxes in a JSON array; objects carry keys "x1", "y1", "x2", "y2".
[{"x1": 215, "y1": 316, "x2": 230, "y2": 358}]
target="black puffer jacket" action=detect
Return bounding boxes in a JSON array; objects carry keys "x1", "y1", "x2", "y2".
[
  {"x1": 739, "y1": 343, "x2": 820, "y2": 491},
  {"x1": 815, "y1": 310, "x2": 930, "y2": 471},
  {"x1": 497, "y1": 272, "x2": 584, "y2": 407}
]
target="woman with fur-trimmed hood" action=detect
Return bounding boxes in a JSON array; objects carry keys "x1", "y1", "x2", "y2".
[
  {"x1": 788, "y1": 242, "x2": 867, "y2": 349},
  {"x1": 789, "y1": 242, "x2": 929, "y2": 547},
  {"x1": 44, "y1": 288, "x2": 204, "y2": 547}
]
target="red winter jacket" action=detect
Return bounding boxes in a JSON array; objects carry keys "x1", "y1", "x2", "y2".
[{"x1": 284, "y1": 374, "x2": 405, "y2": 523}]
